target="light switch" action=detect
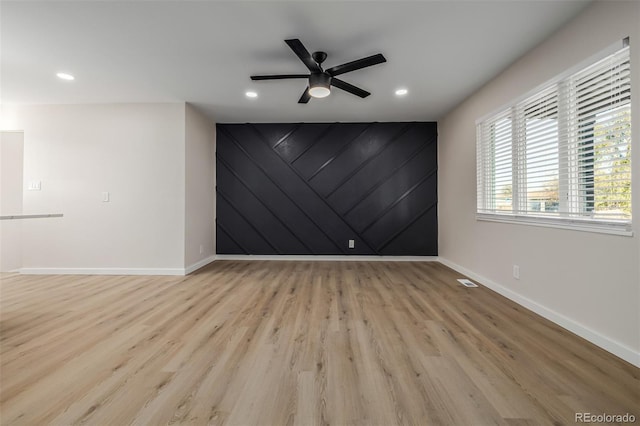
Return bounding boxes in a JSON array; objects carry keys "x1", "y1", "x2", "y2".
[
  {"x1": 102, "y1": 192, "x2": 110, "y2": 202},
  {"x1": 28, "y1": 181, "x2": 41, "y2": 191}
]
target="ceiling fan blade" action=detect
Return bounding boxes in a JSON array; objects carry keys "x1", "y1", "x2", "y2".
[
  {"x1": 251, "y1": 74, "x2": 309, "y2": 80},
  {"x1": 298, "y1": 87, "x2": 311, "y2": 104},
  {"x1": 285, "y1": 39, "x2": 322, "y2": 73},
  {"x1": 331, "y1": 78, "x2": 371, "y2": 98},
  {"x1": 326, "y1": 53, "x2": 386, "y2": 77}
]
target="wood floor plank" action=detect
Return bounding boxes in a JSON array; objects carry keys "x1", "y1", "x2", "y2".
[{"x1": 1, "y1": 261, "x2": 638, "y2": 425}]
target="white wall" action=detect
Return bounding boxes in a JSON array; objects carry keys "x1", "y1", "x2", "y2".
[
  {"x1": 185, "y1": 103, "x2": 216, "y2": 271},
  {"x1": 439, "y1": 0, "x2": 640, "y2": 366},
  {"x1": 0, "y1": 131, "x2": 24, "y2": 272},
  {"x1": 7, "y1": 104, "x2": 187, "y2": 273}
]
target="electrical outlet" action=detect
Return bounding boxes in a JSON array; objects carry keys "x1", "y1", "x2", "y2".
[
  {"x1": 513, "y1": 265, "x2": 520, "y2": 280},
  {"x1": 199, "y1": 244, "x2": 204, "y2": 254},
  {"x1": 102, "y1": 192, "x2": 110, "y2": 202},
  {"x1": 348, "y1": 239, "x2": 355, "y2": 249}
]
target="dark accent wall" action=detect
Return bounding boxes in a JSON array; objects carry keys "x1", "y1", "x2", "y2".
[{"x1": 216, "y1": 122, "x2": 438, "y2": 255}]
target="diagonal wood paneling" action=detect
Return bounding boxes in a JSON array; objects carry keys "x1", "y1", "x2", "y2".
[{"x1": 216, "y1": 122, "x2": 437, "y2": 255}]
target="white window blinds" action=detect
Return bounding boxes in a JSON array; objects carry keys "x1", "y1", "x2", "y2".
[{"x1": 476, "y1": 41, "x2": 631, "y2": 234}]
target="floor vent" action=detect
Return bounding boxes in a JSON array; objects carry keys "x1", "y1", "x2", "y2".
[{"x1": 457, "y1": 278, "x2": 478, "y2": 288}]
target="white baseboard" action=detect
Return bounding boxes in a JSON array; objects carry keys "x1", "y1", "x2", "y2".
[
  {"x1": 19, "y1": 267, "x2": 185, "y2": 276},
  {"x1": 15, "y1": 255, "x2": 435, "y2": 276},
  {"x1": 185, "y1": 255, "x2": 216, "y2": 275},
  {"x1": 214, "y1": 255, "x2": 439, "y2": 262},
  {"x1": 438, "y1": 257, "x2": 640, "y2": 368}
]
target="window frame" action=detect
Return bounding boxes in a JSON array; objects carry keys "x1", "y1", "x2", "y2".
[{"x1": 475, "y1": 39, "x2": 633, "y2": 237}]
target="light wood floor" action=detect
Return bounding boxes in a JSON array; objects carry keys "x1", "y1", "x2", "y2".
[{"x1": 0, "y1": 261, "x2": 638, "y2": 425}]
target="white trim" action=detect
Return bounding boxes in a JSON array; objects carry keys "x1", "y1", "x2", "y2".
[
  {"x1": 476, "y1": 213, "x2": 633, "y2": 237},
  {"x1": 16, "y1": 256, "x2": 437, "y2": 276},
  {"x1": 19, "y1": 267, "x2": 185, "y2": 276},
  {"x1": 185, "y1": 255, "x2": 216, "y2": 274},
  {"x1": 0, "y1": 213, "x2": 64, "y2": 220},
  {"x1": 214, "y1": 255, "x2": 439, "y2": 262},
  {"x1": 438, "y1": 257, "x2": 640, "y2": 368}
]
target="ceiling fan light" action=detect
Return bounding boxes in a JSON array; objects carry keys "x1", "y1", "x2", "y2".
[
  {"x1": 308, "y1": 72, "x2": 332, "y2": 98},
  {"x1": 309, "y1": 85, "x2": 330, "y2": 98}
]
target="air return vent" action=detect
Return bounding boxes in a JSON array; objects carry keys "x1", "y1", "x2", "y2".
[{"x1": 457, "y1": 279, "x2": 478, "y2": 288}]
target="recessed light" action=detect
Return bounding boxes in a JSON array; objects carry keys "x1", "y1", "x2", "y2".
[
  {"x1": 56, "y1": 72, "x2": 75, "y2": 81},
  {"x1": 245, "y1": 91, "x2": 258, "y2": 98},
  {"x1": 395, "y1": 88, "x2": 408, "y2": 96}
]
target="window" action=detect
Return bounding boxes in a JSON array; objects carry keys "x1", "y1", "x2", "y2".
[{"x1": 477, "y1": 41, "x2": 632, "y2": 235}]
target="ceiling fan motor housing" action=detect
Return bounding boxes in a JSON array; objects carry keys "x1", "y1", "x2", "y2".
[
  {"x1": 308, "y1": 72, "x2": 332, "y2": 98},
  {"x1": 310, "y1": 72, "x2": 331, "y2": 89}
]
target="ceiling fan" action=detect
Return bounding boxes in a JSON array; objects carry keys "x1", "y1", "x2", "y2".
[{"x1": 250, "y1": 39, "x2": 386, "y2": 103}]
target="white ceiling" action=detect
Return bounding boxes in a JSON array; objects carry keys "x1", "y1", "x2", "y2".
[{"x1": 1, "y1": 0, "x2": 591, "y2": 123}]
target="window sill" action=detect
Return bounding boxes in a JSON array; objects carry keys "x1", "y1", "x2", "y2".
[{"x1": 476, "y1": 213, "x2": 633, "y2": 237}]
